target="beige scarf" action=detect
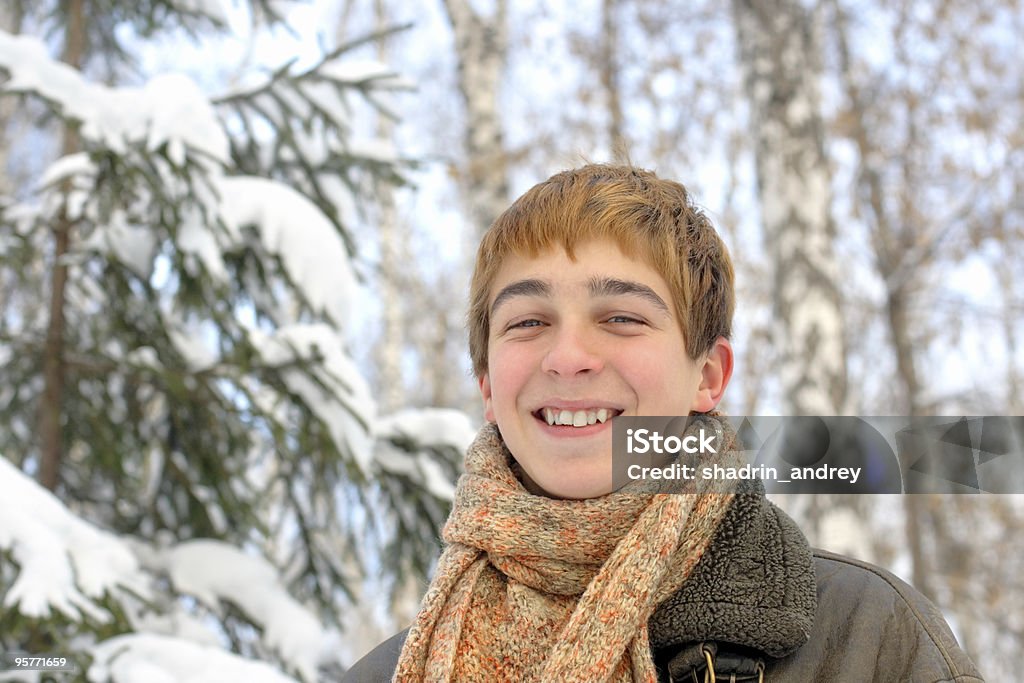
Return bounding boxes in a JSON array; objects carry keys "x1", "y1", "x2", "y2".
[{"x1": 394, "y1": 416, "x2": 741, "y2": 683}]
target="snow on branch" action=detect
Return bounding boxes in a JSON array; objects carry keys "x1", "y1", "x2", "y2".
[
  {"x1": 0, "y1": 456, "x2": 147, "y2": 623},
  {"x1": 211, "y1": 24, "x2": 414, "y2": 253},
  {"x1": 374, "y1": 408, "x2": 476, "y2": 501},
  {"x1": 219, "y1": 176, "x2": 356, "y2": 327},
  {"x1": 248, "y1": 324, "x2": 376, "y2": 473},
  {"x1": 90, "y1": 633, "x2": 300, "y2": 683},
  {"x1": 0, "y1": 453, "x2": 343, "y2": 681},
  {"x1": 146, "y1": 539, "x2": 341, "y2": 681},
  {"x1": 0, "y1": 31, "x2": 228, "y2": 165}
]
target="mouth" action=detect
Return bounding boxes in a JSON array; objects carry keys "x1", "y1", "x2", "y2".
[{"x1": 532, "y1": 406, "x2": 624, "y2": 428}]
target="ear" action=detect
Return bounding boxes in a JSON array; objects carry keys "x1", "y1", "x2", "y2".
[
  {"x1": 689, "y1": 337, "x2": 734, "y2": 413},
  {"x1": 478, "y1": 373, "x2": 496, "y2": 422}
]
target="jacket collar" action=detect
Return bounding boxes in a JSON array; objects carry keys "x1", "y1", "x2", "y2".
[{"x1": 648, "y1": 479, "x2": 817, "y2": 659}]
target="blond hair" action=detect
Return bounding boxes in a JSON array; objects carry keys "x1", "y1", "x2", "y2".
[{"x1": 468, "y1": 163, "x2": 735, "y2": 378}]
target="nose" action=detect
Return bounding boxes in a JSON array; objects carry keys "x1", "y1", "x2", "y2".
[{"x1": 540, "y1": 322, "x2": 605, "y2": 376}]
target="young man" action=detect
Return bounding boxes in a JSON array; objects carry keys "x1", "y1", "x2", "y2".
[{"x1": 345, "y1": 165, "x2": 982, "y2": 682}]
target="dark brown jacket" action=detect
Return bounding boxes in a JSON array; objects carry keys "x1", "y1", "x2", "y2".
[{"x1": 343, "y1": 485, "x2": 983, "y2": 682}]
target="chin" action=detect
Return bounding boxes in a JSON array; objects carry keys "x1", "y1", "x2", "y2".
[
  {"x1": 537, "y1": 469, "x2": 613, "y2": 500},
  {"x1": 551, "y1": 485, "x2": 613, "y2": 500}
]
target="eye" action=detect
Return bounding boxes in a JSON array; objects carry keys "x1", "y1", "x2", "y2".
[
  {"x1": 605, "y1": 315, "x2": 645, "y2": 325},
  {"x1": 507, "y1": 318, "x2": 544, "y2": 330}
]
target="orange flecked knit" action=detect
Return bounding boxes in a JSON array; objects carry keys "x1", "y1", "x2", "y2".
[{"x1": 393, "y1": 416, "x2": 742, "y2": 683}]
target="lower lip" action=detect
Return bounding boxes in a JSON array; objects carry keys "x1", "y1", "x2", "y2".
[{"x1": 533, "y1": 414, "x2": 614, "y2": 437}]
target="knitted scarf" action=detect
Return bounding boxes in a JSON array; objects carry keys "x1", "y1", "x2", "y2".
[{"x1": 393, "y1": 415, "x2": 743, "y2": 683}]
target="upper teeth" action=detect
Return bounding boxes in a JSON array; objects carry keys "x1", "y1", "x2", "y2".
[{"x1": 542, "y1": 408, "x2": 612, "y2": 427}]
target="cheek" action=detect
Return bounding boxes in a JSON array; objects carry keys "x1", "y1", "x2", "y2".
[
  {"x1": 617, "y1": 353, "x2": 665, "y2": 388},
  {"x1": 616, "y1": 345, "x2": 695, "y2": 410},
  {"x1": 487, "y1": 345, "x2": 533, "y2": 409}
]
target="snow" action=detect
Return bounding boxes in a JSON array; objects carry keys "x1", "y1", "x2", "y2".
[
  {"x1": 0, "y1": 33, "x2": 229, "y2": 165},
  {"x1": 140, "y1": 445, "x2": 166, "y2": 508},
  {"x1": 374, "y1": 447, "x2": 456, "y2": 501},
  {"x1": 0, "y1": 456, "x2": 147, "y2": 623},
  {"x1": 124, "y1": 346, "x2": 163, "y2": 370},
  {"x1": 319, "y1": 59, "x2": 393, "y2": 84},
  {"x1": 2, "y1": 200, "x2": 41, "y2": 238},
  {"x1": 297, "y1": 81, "x2": 348, "y2": 130},
  {"x1": 2, "y1": 31, "x2": 369, "y2": 337},
  {"x1": 36, "y1": 152, "x2": 95, "y2": 190},
  {"x1": 373, "y1": 408, "x2": 475, "y2": 500},
  {"x1": 177, "y1": 206, "x2": 231, "y2": 283},
  {"x1": 346, "y1": 138, "x2": 400, "y2": 163},
  {"x1": 291, "y1": 125, "x2": 329, "y2": 166},
  {"x1": 156, "y1": 539, "x2": 337, "y2": 681},
  {"x1": 375, "y1": 407, "x2": 476, "y2": 454},
  {"x1": 167, "y1": 325, "x2": 219, "y2": 373},
  {"x1": 127, "y1": 600, "x2": 223, "y2": 649},
  {"x1": 78, "y1": 211, "x2": 159, "y2": 281},
  {"x1": 247, "y1": 323, "x2": 376, "y2": 472},
  {"x1": 89, "y1": 633, "x2": 300, "y2": 683},
  {"x1": 143, "y1": 73, "x2": 226, "y2": 164},
  {"x1": 218, "y1": 176, "x2": 356, "y2": 326}
]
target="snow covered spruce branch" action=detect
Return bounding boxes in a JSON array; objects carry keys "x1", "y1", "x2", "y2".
[
  {"x1": 0, "y1": 456, "x2": 340, "y2": 682},
  {"x1": 0, "y1": 406, "x2": 476, "y2": 682}
]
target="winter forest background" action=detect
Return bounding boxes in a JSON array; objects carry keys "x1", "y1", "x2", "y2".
[{"x1": 0, "y1": 0, "x2": 1020, "y2": 680}]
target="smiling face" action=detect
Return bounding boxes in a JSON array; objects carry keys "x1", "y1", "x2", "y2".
[{"x1": 480, "y1": 239, "x2": 732, "y2": 499}]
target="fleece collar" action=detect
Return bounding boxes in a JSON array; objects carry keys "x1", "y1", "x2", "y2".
[{"x1": 648, "y1": 479, "x2": 817, "y2": 659}]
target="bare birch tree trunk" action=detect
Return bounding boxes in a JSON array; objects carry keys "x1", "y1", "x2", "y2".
[
  {"x1": 429, "y1": 0, "x2": 512, "y2": 413},
  {"x1": 38, "y1": 0, "x2": 85, "y2": 491},
  {"x1": 732, "y1": 0, "x2": 860, "y2": 562},
  {"x1": 828, "y1": 0, "x2": 938, "y2": 599},
  {"x1": 600, "y1": 0, "x2": 626, "y2": 157},
  {"x1": 997, "y1": 254, "x2": 1022, "y2": 413},
  {"x1": 732, "y1": 0, "x2": 848, "y2": 415},
  {"x1": 441, "y1": 0, "x2": 510, "y2": 233},
  {"x1": 373, "y1": 0, "x2": 404, "y2": 414}
]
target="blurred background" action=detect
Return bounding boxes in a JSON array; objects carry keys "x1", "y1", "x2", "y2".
[{"x1": 0, "y1": 0, "x2": 1020, "y2": 680}]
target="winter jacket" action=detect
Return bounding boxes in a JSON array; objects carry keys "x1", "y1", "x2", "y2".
[{"x1": 342, "y1": 483, "x2": 983, "y2": 682}]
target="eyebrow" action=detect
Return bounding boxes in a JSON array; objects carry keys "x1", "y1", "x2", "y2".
[
  {"x1": 588, "y1": 277, "x2": 670, "y2": 313},
  {"x1": 490, "y1": 278, "x2": 551, "y2": 315},
  {"x1": 489, "y1": 276, "x2": 670, "y2": 315}
]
